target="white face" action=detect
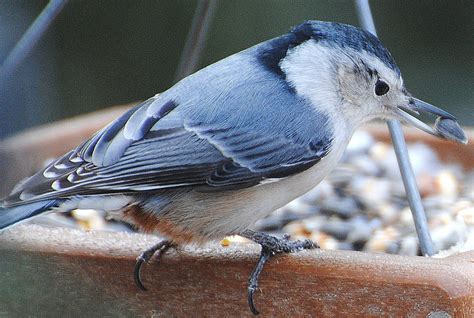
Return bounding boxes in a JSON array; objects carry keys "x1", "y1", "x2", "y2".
[
  {"x1": 280, "y1": 40, "x2": 409, "y2": 129},
  {"x1": 280, "y1": 35, "x2": 466, "y2": 144},
  {"x1": 336, "y1": 50, "x2": 408, "y2": 120}
]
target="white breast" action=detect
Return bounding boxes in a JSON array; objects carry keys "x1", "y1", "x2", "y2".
[{"x1": 249, "y1": 116, "x2": 352, "y2": 219}]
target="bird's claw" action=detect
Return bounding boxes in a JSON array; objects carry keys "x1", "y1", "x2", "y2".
[
  {"x1": 134, "y1": 255, "x2": 149, "y2": 291},
  {"x1": 247, "y1": 285, "x2": 260, "y2": 315},
  {"x1": 241, "y1": 229, "x2": 318, "y2": 315},
  {"x1": 247, "y1": 247, "x2": 271, "y2": 315},
  {"x1": 133, "y1": 240, "x2": 174, "y2": 291}
]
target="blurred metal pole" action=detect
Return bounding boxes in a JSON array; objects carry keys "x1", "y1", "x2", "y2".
[
  {"x1": 354, "y1": 0, "x2": 435, "y2": 256},
  {"x1": 174, "y1": 0, "x2": 219, "y2": 82},
  {"x1": 0, "y1": 0, "x2": 68, "y2": 83}
]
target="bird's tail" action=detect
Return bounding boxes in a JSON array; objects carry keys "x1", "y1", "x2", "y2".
[{"x1": 0, "y1": 200, "x2": 62, "y2": 231}]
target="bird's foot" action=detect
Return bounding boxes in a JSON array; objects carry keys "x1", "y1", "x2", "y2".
[
  {"x1": 134, "y1": 239, "x2": 175, "y2": 291},
  {"x1": 240, "y1": 229, "x2": 318, "y2": 315}
]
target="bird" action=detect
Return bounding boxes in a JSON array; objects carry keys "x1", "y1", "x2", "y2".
[{"x1": 0, "y1": 20, "x2": 467, "y2": 315}]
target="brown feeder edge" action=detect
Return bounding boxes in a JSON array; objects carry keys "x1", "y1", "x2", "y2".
[{"x1": 0, "y1": 104, "x2": 473, "y2": 317}]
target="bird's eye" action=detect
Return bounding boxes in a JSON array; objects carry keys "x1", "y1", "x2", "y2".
[{"x1": 375, "y1": 79, "x2": 390, "y2": 96}]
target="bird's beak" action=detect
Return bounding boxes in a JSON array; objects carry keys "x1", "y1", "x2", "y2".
[{"x1": 395, "y1": 98, "x2": 468, "y2": 144}]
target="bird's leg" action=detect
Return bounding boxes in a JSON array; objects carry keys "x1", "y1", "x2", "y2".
[
  {"x1": 240, "y1": 229, "x2": 318, "y2": 315},
  {"x1": 134, "y1": 239, "x2": 175, "y2": 291}
]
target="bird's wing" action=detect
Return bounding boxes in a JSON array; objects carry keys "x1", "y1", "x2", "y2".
[{"x1": 4, "y1": 68, "x2": 333, "y2": 207}]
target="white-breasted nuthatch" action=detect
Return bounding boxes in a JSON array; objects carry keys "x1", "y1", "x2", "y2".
[{"x1": 0, "y1": 20, "x2": 467, "y2": 314}]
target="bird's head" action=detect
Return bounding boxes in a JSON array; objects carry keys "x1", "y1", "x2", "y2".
[{"x1": 269, "y1": 21, "x2": 467, "y2": 144}]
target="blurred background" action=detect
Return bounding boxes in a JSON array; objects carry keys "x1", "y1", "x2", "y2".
[{"x1": 0, "y1": 0, "x2": 472, "y2": 138}]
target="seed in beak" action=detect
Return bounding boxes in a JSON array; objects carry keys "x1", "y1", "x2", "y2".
[{"x1": 435, "y1": 117, "x2": 468, "y2": 144}]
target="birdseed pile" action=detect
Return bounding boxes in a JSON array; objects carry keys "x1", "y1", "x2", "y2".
[
  {"x1": 35, "y1": 130, "x2": 473, "y2": 256},
  {"x1": 254, "y1": 130, "x2": 473, "y2": 256}
]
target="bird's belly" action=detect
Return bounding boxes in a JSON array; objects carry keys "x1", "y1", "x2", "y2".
[{"x1": 162, "y1": 134, "x2": 350, "y2": 241}]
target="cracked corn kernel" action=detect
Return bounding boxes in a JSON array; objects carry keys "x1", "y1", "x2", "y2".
[{"x1": 220, "y1": 238, "x2": 231, "y2": 247}]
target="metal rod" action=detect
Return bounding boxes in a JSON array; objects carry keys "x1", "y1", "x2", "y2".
[
  {"x1": 354, "y1": 0, "x2": 435, "y2": 256},
  {"x1": 0, "y1": 0, "x2": 69, "y2": 82},
  {"x1": 174, "y1": 0, "x2": 219, "y2": 82}
]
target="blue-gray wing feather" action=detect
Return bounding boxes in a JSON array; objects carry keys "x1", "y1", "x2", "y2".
[{"x1": 3, "y1": 48, "x2": 333, "y2": 206}]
